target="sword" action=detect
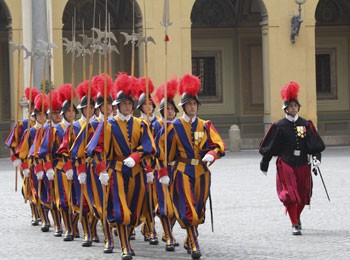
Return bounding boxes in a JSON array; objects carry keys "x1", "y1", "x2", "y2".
[
  {"x1": 313, "y1": 166, "x2": 330, "y2": 202},
  {"x1": 311, "y1": 159, "x2": 330, "y2": 202},
  {"x1": 208, "y1": 190, "x2": 214, "y2": 232}
]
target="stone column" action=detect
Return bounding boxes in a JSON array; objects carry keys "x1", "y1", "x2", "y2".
[{"x1": 32, "y1": 0, "x2": 48, "y2": 89}]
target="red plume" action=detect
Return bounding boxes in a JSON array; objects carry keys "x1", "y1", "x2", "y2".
[
  {"x1": 34, "y1": 94, "x2": 49, "y2": 112},
  {"x1": 115, "y1": 73, "x2": 139, "y2": 97},
  {"x1": 50, "y1": 90, "x2": 63, "y2": 111},
  {"x1": 280, "y1": 81, "x2": 300, "y2": 101},
  {"x1": 92, "y1": 73, "x2": 113, "y2": 98},
  {"x1": 137, "y1": 77, "x2": 155, "y2": 99},
  {"x1": 154, "y1": 77, "x2": 178, "y2": 104},
  {"x1": 57, "y1": 83, "x2": 75, "y2": 103},
  {"x1": 24, "y1": 87, "x2": 39, "y2": 103},
  {"x1": 76, "y1": 80, "x2": 98, "y2": 100},
  {"x1": 179, "y1": 73, "x2": 201, "y2": 96},
  {"x1": 154, "y1": 84, "x2": 165, "y2": 105}
]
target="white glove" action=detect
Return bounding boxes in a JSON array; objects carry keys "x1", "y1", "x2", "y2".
[
  {"x1": 99, "y1": 171, "x2": 109, "y2": 186},
  {"x1": 22, "y1": 168, "x2": 30, "y2": 178},
  {"x1": 202, "y1": 153, "x2": 214, "y2": 163},
  {"x1": 12, "y1": 159, "x2": 21, "y2": 168},
  {"x1": 46, "y1": 168, "x2": 55, "y2": 180},
  {"x1": 159, "y1": 176, "x2": 170, "y2": 186},
  {"x1": 313, "y1": 159, "x2": 321, "y2": 167},
  {"x1": 123, "y1": 157, "x2": 136, "y2": 168},
  {"x1": 146, "y1": 172, "x2": 154, "y2": 184},
  {"x1": 261, "y1": 171, "x2": 267, "y2": 176},
  {"x1": 36, "y1": 171, "x2": 44, "y2": 180},
  {"x1": 65, "y1": 169, "x2": 74, "y2": 180},
  {"x1": 78, "y1": 172, "x2": 87, "y2": 184}
]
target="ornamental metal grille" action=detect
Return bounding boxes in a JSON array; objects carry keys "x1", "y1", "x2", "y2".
[{"x1": 192, "y1": 56, "x2": 217, "y2": 97}]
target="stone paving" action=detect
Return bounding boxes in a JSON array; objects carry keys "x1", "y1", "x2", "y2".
[{"x1": 0, "y1": 146, "x2": 350, "y2": 259}]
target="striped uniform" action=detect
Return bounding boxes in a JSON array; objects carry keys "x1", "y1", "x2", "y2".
[{"x1": 156, "y1": 117, "x2": 225, "y2": 254}]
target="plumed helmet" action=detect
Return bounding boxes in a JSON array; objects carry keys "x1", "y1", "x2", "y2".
[
  {"x1": 57, "y1": 83, "x2": 78, "y2": 115},
  {"x1": 76, "y1": 80, "x2": 98, "y2": 109},
  {"x1": 93, "y1": 73, "x2": 115, "y2": 108},
  {"x1": 47, "y1": 90, "x2": 63, "y2": 114},
  {"x1": 280, "y1": 81, "x2": 301, "y2": 110},
  {"x1": 113, "y1": 73, "x2": 139, "y2": 106},
  {"x1": 154, "y1": 77, "x2": 179, "y2": 115},
  {"x1": 136, "y1": 76, "x2": 156, "y2": 112},
  {"x1": 24, "y1": 87, "x2": 39, "y2": 105},
  {"x1": 32, "y1": 93, "x2": 49, "y2": 116},
  {"x1": 178, "y1": 73, "x2": 201, "y2": 106}
]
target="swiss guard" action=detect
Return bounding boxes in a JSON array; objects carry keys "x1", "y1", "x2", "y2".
[
  {"x1": 156, "y1": 74, "x2": 226, "y2": 259},
  {"x1": 16, "y1": 93, "x2": 52, "y2": 232},
  {"x1": 39, "y1": 84, "x2": 77, "y2": 241},
  {"x1": 152, "y1": 78, "x2": 180, "y2": 251},
  {"x1": 5, "y1": 87, "x2": 40, "y2": 226},
  {"x1": 87, "y1": 72, "x2": 156, "y2": 260},
  {"x1": 259, "y1": 81, "x2": 325, "y2": 235}
]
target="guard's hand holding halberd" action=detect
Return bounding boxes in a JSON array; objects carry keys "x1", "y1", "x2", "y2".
[
  {"x1": 78, "y1": 172, "x2": 87, "y2": 184},
  {"x1": 146, "y1": 172, "x2": 154, "y2": 184},
  {"x1": 46, "y1": 168, "x2": 55, "y2": 180},
  {"x1": 202, "y1": 153, "x2": 214, "y2": 163},
  {"x1": 159, "y1": 176, "x2": 170, "y2": 186},
  {"x1": 22, "y1": 168, "x2": 30, "y2": 178},
  {"x1": 12, "y1": 159, "x2": 21, "y2": 168},
  {"x1": 123, "y1": 157, "x2": 136, "y2": 168},
  {"x1": 65, "y1": 169, "x2": 74, "y2": 180},
  {"x1": 99, "y1": 171, "x2": 109, "y2": 186},
  {"x1": 36, "y1": 171, "x2": 44, "y2": 180}
]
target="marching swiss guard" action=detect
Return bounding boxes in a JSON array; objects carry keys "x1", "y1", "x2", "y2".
[
  {"x1": 87, "y1": 72, "x2": 156, "y2": 260},
  {"x1": 5, "y1": 87, "x2": 40, "y2": 226},
  {"x1": 156, "y1": 74, "x2": 226, "y2": 259}
]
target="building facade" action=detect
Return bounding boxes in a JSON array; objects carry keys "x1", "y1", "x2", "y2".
[{"x1": 1, "y1": 0, "x2": 349, "y2": 157}]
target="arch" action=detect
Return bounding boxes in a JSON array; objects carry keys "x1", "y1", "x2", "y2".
[
  {"x1": 61, "y1": 0, "x2": 143, "y2": 85},
  {"x1": 315, "y1": 0, "x2": 350, "y2": 141},
  {"x1": 0, "y1": 0, "x2": 11, "y2": 121},
  {"x1": 190, "y1": 0, "x2": 268, "y2": 143},
  {"x1": 0, "y1": 0, "x2": 12, "y2": 157}
]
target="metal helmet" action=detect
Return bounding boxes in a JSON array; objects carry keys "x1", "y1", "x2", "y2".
[
  {"x1": 136, "y1": 92, "x2": 156, "y2": 113},
  {"x1": 60, "y1": 100, "x2": 78, "y2": 115},
  {"x1": 112, "y1": 90, "x2": 135, "y2": 106},
  {"x1": 160, "y1": 98, "x2": 179, "y2": 113},
  {"x1": 282, "y1": 98, "x2": 301, "y2": 110},
  {"x1": 77, "y1": 96, "x2": 96, "y2": 109},
  {"x1": 178, "y1": 92, "x2": 201, "y2": 107},
  {"x1": 95, "y1": 93, "x2": 114, "y2": 109}
]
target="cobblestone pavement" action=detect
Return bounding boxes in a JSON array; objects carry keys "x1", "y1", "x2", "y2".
[{"x1": 0, "y1": 146, "x2": 350, "y2": 260}]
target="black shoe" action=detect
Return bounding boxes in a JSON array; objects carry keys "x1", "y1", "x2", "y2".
[
  {"x1": 74, "y1": 232, "x2": 80, "y2": 238},
  {"x1": 63, "y1": 234, "x2": 74, "y2": 241},
  {"x1": 104, "y1": 247, "x2": 114, "y2": 254},
  {"x1": 92, "y1": 236, "x2": 100, "y2": 243},
  {"x1": 298, "y1": 217, "x2": 302, "y2": 230},
  {"x1": 166, "y1": 244, "x2": 175, "y2": 252},
  {"x1": 130, "y1": 249, "x2": 135, "y2": 256},
  {"x1": 82, "y1": 240, "x2": 92, "y2": 247},
  {"x1": 174, "y1": 241, "x2": 179, "y2": 247},
  {"x1": 31, "y1": 219, "x2": 39, "y2": 226},
  {"x1": 292, "y1": 225, "x2": 302, "y2": 235},
  {"x1": 41, "y1": 225, "x2": 50, "y2": 232},
  {"x1": 121, "y1": 253, "x2": 133, "y2": 260},
  {"x1": 191, "y1": 250, "x2": 202, "y2": 259},
  {"x1": 149, "y1": 237, "x2": 159, "y2": 245},
  {"x1": 54, "y1": 231, "x2": 63, "y2": 237}
]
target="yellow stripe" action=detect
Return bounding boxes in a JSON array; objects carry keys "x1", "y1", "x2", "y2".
[
  {"x1": 116, "y1": 171, "x2": 131, "y2": 225},
  {"x1": 182, "y1": 174, "x2": 199, "y2": 226}
]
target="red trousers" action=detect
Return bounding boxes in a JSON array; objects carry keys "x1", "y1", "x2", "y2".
[{"x1": 276, "y1": 158, "x2": 312, "y2": 225}]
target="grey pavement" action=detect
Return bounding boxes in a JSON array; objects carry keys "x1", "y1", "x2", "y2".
[{"x1": 0, "y1": 146, "x2": 350, "y2": 260}]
